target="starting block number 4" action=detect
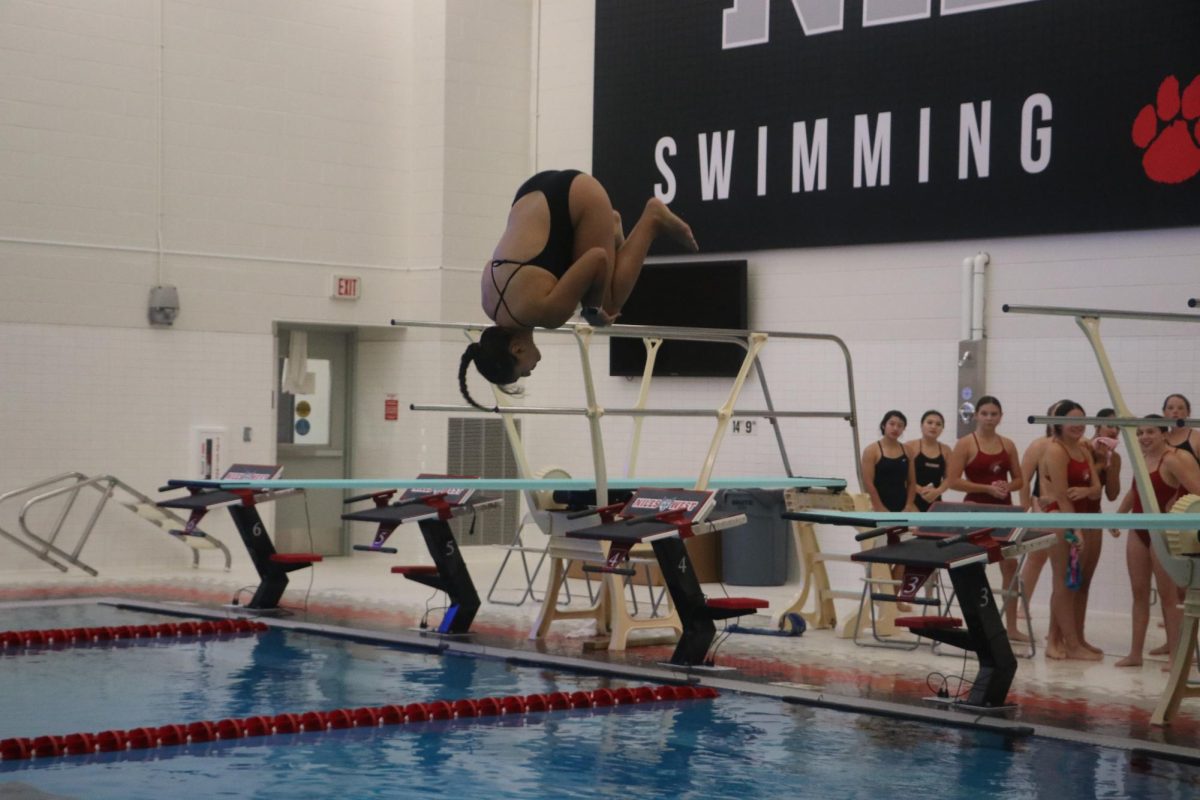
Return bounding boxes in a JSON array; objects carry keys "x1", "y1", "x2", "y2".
[{"x1": 730, "y1": 420, "x2": 758, "y2": 436}]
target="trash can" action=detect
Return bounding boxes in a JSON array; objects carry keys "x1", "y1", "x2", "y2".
[{"x1": 715, "y1": 489, "x2": 789, "y2": 586}]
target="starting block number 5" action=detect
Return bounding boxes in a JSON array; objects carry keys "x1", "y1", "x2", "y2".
[{"x1": 731, "y1": 420, "x2": 758, "y2": 436}]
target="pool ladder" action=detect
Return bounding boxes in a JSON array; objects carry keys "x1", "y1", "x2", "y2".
[{"x1": 0, "y1": 472, "x2": 232, "y2": 575}]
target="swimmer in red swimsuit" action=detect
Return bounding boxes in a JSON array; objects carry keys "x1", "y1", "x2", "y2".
[
  {"x1": 947, "y1": 395, "x2": 1026, "y2": 642},
  {"x1": 1039, "y1": 401, "x2": 1103, "y2": 661},
  {"x1": 1112, "y1": 416, "x2": 1200, "y2": 667}
]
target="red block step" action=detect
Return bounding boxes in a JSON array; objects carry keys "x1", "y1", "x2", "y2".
[
  {"x1": 391, "y1": 565, "x2": 439, "y2": 576},
  {"x1": 705, "y1": 597, "x2": 769, "y2": 611},
  {"x1": 269, "y1": 553, "x2": 323, "y2": 564},
  {"x1": 894, "y1": 615, "x2": 962, "y2": 630}
]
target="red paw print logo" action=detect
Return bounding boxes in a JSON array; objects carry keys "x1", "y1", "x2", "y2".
[{"x1": 1132, "y1": 75, "x2": 1200, "y2": 184}]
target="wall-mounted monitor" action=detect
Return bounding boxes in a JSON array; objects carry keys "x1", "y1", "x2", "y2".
[{"x1": 608, "y1": 260, "x2": 748, "y2": 378}]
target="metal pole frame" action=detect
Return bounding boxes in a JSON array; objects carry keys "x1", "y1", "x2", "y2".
[
  {"x1": 1026, "y1": 415, "x2": 1194, "y2": 428},
  {"x1": 400, "y1": 318, "x2": 865, "y2": 491},
  {"x1": 625, "y1": 337, "x2": 663, "y2": 477},
  {"x1": 1002, "y1": 304, "x2": 1200, "y2": 324},
  {"x1": 1003, "y1": 303, "x2": 1200, "y2": 588}
]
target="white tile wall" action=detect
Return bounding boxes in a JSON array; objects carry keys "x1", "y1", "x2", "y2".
[{"x1": 0, "y1": 321, "x2": 272, "y2": 572}]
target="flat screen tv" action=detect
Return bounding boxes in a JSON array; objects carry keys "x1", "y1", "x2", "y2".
[{"x1": 608, "y1": 260, "x2": 748, "y2": 378}]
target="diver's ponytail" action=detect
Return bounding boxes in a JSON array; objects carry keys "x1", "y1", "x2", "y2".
[
  {"x1": 459, "y1": 327, "x2": 523, "y2": 410},
  {"x1": 458, "y1": 342, "x2": 496, "y2": 411}
]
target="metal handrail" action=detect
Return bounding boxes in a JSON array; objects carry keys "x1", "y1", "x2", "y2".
[
  {"x1": 17, "y1": 474, "x2": 233, "y2": 574},
  {"x1": 410, "y1": 404, "x2": 852, "y2": 419},
  {"x1": 0, "y1": 472, "x2": 91, "y2": 572},
  {"x1": 394, "y1": 317, "x2": 841, "y2": 343},
  {"x1": 395, "y1": 318, "x2": 865, "y2": 490},
  {"x1": 1002, "y1": 304, "x2": 1200, "y2": 323},
  {"x1": 1027, "y1": 415, "x2": 1195, "y2": 428}
]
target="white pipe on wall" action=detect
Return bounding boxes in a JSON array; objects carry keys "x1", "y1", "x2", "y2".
[
  {"x1": 960, "y1": 257, "x2": 974, "y2": 341},
  {"x1": 971, "y1": 252, "x2": 989, "y2": 339}
]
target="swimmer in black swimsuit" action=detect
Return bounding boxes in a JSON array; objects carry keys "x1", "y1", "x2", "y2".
[
  {"x1": 905, "y1": 410, "x2": 951, "y2": 512},
  {"x1": 1163, "y1": 393, "x2": 1200, "y2": 464},
  {"x1": 459, "y1": 170, "x2": 698, "y2": 410}
]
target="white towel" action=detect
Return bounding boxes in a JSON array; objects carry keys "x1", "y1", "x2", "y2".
[{"x1": 281, "y1": 332, "x2": 316, "y2": 395}]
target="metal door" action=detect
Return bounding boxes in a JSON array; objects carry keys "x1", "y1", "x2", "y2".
[{"x1": 275, "y1": 328, "x2": 353, "y2": 555}]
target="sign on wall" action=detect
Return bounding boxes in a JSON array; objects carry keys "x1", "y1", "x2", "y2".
[{"x1": 593, "y1": 1, "x2": 1200, "y2": 252}]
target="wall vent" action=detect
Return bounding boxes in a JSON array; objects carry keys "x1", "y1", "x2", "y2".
[{"x1": 446, "y1": 418, "x2": 520, "y2": 546}]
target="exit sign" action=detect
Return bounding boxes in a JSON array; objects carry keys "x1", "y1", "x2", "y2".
[{"x1": 333, "y1": 275, "x2": 361, "y2": 300}]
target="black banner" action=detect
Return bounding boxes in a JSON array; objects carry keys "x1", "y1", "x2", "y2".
[{"x1": 593, "y1": 1, "x2": 1200, "y2": 252}]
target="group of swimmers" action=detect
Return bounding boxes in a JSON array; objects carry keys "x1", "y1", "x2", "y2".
[{"x1": 863, "y1": 394, "x2": 1200, "y2": 665}]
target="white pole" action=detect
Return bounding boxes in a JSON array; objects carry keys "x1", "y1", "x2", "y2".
[
  {"x1": 971, "y1": 252, "x2": 989, "y2": 340},
  {"x1": 960, "y1": 257, "x2": 973, "y2": 341}
]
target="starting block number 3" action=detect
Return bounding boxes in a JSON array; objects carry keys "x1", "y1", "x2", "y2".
[{"x1": 730, "y1": 420, "x2": 758, "y2": 436}]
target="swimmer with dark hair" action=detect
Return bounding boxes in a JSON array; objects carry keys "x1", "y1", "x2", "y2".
[
  {"x1": 458, "y1": 171, "x2": 697, "y2": 410},
  {"x1": 947, "y1": 395, "x2": 1027, "y2": 642}
]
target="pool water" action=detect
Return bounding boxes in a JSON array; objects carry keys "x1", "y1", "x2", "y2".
[{"x1": 1, "y1": 602, "x2": 1197, "y2": 799}]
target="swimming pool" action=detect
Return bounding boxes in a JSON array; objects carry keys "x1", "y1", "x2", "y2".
[{"x1": 2, "y1": 601, "x2": 1197, "y2": 799}]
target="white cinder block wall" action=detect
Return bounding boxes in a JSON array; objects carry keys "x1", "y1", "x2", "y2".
[
  {"x1": 0, "y1": 0, "x2": 459, "y2": 571},
  {"x1": 1, "y1": 0, "x2": 1197, "y2": 623}
]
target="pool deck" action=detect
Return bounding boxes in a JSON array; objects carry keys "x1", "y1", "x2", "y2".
[{"x1": 2, "y1": 547, "x2": 1198, "y2": 759}]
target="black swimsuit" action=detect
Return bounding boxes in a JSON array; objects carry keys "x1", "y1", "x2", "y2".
[
  {"x1": 1176, "y1": 436, "x2": 1200, "y2": 465},
  {"x1": 490, "y1": 170, "x2": 582, "y2": 328},
  {"x1": 913, "y1": 448, "x2": 946, "y2": 512},
  {"x1": 873, "y1": 442, "x2": 910, "y2": 512}
]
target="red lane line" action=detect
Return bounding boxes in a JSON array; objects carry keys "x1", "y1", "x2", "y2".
[
  {"x1": 0, "y1": 685, "x2": 718, "y2": 761},
  {"x1": 0, "y1": 620, "x2": 268, "y2": 652}
]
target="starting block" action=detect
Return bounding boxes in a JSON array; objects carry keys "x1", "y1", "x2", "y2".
[
  {"x1": 567, "y1": 487, "x2": 759, "y2": 668},
  {"x1": 342, "y1": 475, "x2": 500, "y2": 636},
  {"x1": 790, "y1": 501, "x2": 1055, "y2": 712},
  {"x1": 159, "y1": 465, "x2": 313, "y2": 611}
]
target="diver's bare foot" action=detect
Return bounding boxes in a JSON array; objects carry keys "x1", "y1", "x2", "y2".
[
  {"x1": 612, "y1": 211, "x2": 625, "y2": 250},
  {"x1": 646, "y1": 197, "x2": 699, "y2": 251},
  {"x1": 1046, "y1": 641, "x2": 1067, "y2": 660},
  {"x1": 1064, "y1": 645, "x2": 1103, "y2": 661},
  {"x1": 1115, "y1": 654, "x2": 1142, "y2": 667},
  {"x1": 1008, "y1": 628, "x2": 1031, "y2": 643},
  {"x1": 1149, "y1": 643, "x2": 1169, "y2": 656},
  {"x1": 1082, "y1": 640, "x2": 1103, "y2": 655}
]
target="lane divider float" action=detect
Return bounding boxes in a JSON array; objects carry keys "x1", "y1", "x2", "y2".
[
  {"x1": 0, "y1": 619, "x2": 268, "y2": 651},
  {"x1": 0, "y1": 684, "x2": 718, "y2": 760}
]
